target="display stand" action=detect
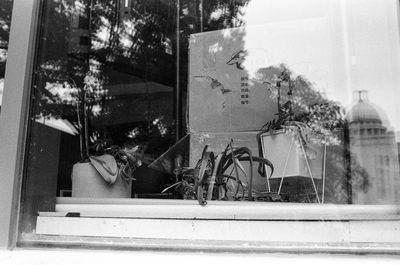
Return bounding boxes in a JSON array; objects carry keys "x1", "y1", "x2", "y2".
[
  {"x1": 260, "y1": 131, "x2": 326, "y2": 204},
  {"x1": 277, "y1": 133, "x2": 320, "y2": 203}
]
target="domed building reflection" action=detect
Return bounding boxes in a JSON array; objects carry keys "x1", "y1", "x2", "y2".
[{"x1": 346, "y1": 90, "x2": 400, "y2": 204}]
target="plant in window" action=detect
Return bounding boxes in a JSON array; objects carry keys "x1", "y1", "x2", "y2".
[
  {"x1": 258, "y1": 65, "x2": 369, "y2": 203},
  {"x1": 261, "y1": 67, "x2": 343, "y2": 145},
  {"x1": 70, "y1": 67, "x2": 142, "y2": 198},
  {"x1": 71, "y1": 121, "x2": 142, "y2": 198},
  {"x1": 259, "y1": 67, "x2": 336, "y2": 202},
  {"x1": 162, "y1": 140, "x2": 274, "y2": 204}
]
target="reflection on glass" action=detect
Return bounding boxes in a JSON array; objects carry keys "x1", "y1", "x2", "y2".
[
  {"x1": 0, "y1": 0, "x2": 14, "y2": 110},
  {"x1": 20, "y1": 0, "x2": 400, "y2": 234},
  {"x1": 21, "y1": 0, "x2": 179, "y2": 233},
  {"x1": 185, "y1": 0, "x2": 400, "y2": 204},
  {"x1": 347, "y1": 90, "x2": 400, "y2": 204}
]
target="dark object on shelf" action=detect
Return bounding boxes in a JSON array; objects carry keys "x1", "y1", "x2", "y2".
[
  {"x1": 163, "y1": 140, "x2": 275, "y2": 206},
  {"x1": 148, "y1": 134, "x2": 190, "y2": 174}
]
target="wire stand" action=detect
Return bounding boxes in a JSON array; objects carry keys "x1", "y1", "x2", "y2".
[{"x1": 276, "y1": 133, "x2": 321, "y2": 204}]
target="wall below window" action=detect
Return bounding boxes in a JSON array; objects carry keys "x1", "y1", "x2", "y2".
[{"x1": 0, "y1": 249, "x2": 400, "y2": 265}]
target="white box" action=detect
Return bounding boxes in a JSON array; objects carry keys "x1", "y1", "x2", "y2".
[{"x1": 259, "y1": 130, "x2": 323, "y2": 179}]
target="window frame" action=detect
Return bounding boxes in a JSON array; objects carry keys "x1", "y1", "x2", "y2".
[
  {"x1": 0, "y1": 0, "x2": 41, "y2": 249},
  {"x1": 0, "y1": 0, "x2": 400, "y2": 254}
]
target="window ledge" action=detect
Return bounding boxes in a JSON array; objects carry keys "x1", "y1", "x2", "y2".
[
  {"x1": 19, "y1": 234, "x2": 400, "y2": 255},
  {"x1": 52, "y1": 197, "x2": 400, "y2": 221},
  {"x1": 29, "y1": 198, "x2": 400, "y2": 248}
]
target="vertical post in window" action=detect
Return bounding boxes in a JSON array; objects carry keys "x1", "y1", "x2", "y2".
[
  {"x1": 344, "y1": 121, "x2": 353, "y2": 204},
  {"x1": 200, "y1": 0, "x2": 203, "y2": 32},
  {"x1": 339, "y1": 0, "x2": 353, "y2": 100},
  {"x1": 175, "y1": 0, "x2": 180, "y2": 141},
  {"x1": 397, "y1": 0, "x2": 400, "y2": 41},
  {"x1": 0, "y1": 0, "x2": 40, "y2": 248}
]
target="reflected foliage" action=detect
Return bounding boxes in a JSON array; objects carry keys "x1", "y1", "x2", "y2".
[
  {"x1": 26, "y1": 0, "x2": 250, "y2": 200},
  {"x1": 0, "y1": 0, "x2": 13, "y2": 111},
  {"x1": 0, "y1": 0, "x2": 13, "y2": 74},
  {"x1": 258, "y1": 65, "x2": 345, "y2": 144},
  {"x1": 32, "y1": 0, "x2": 179, "y2": 161},
  {"x1": 256, "y1": 64, "x2": 369, "y2": 203},
  {"x1": 26, "y1": 0, "x2": 371, "y2": 203},
  {"x1": 30, "y1": 0, "x2": 250, "y2": 169}
]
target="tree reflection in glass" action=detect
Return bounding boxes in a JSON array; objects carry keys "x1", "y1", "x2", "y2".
[
  {"x1": 22, "y1": 0, "x2": 400, "y2": 208},
  {"x1": 0, "y1": 0, "x2": 13, "y2": 110}
]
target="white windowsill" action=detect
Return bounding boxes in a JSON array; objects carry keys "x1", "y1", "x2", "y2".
[
  {"x1": 52, "y1": 197, "x2": 400, "y2": 220},
  {"x1": 30, "y1": 197, "x2": 400, "y2": 249}
]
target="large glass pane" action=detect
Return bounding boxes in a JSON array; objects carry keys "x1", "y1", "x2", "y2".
[
  {"x1": 0, "y1": 0, "x2": 14, "y2": 111},
  {"x1": 19, "y1": 0, "x2": 400, "y2": 236},
  {"x1": 20, "y1": 0, "x2": 178, "y2": 233},
  {"x1": 181, "y1": 0, "x2": 400, "y2": 205}
]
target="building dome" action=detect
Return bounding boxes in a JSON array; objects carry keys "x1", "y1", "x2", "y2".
[
  {"x1": 345, "y1": 90, "x2": 389, "y2": 126},
  {"x1": 346, "y1": 100, "x2": 382, "y2": 124}
]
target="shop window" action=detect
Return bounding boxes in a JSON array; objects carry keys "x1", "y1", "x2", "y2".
[{"x1": 16, "y1": 0, "x2": 400, "y2": 248}]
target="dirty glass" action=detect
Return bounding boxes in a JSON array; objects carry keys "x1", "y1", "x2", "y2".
[
  {"x1": 181, "y1": 0, "x2": 400, "y2": 205},
  {"x1": 0, "y1": 0, "x2": 13, "y2": 111},
  {"x1": 19, "y1": 0, "x2": 400, "y2": 236}
]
